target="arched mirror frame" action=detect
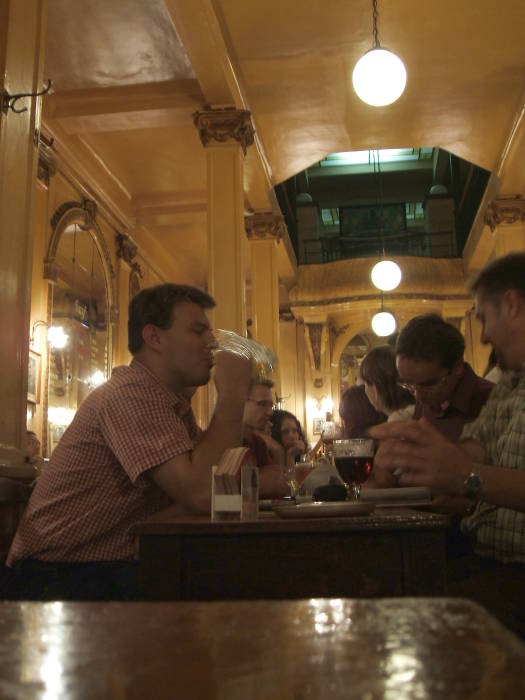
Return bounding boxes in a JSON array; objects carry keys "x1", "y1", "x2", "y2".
[{"x1": 41, "y1": 198, "x2": 118, "y2": 455}]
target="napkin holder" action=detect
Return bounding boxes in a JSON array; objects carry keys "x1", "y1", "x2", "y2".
[{"x1": 211, "y1": 448, "x2": 259, "y2": 521}]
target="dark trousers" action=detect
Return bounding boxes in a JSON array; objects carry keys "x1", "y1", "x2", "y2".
[
  {"x1": 1, "y1": 559, "x2": 139, "y2": 601},
  {"x1": 445, "y1": 557, "x2": 525, "y2": 641}
]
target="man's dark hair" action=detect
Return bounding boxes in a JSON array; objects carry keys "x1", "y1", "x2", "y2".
[
  {"x1": 128, "y1": 283, "x2": 215, "y2": 354},
  {"x1": 395, "y1": 313, "x2": 465, "y2": 370},
  {"x1": 469, "y1": 252, "x2": 525, "y2": 302}
]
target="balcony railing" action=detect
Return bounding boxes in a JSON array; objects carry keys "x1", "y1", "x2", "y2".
[{"x1": 300, "y1": 229, "x2": 457, "y2": 265}]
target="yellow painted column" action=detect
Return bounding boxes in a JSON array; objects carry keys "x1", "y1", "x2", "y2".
[
  {"x1": 0, "y1": 0, "x2": 46, "y2": 454},
  {"x1": 246, "y1": 213, "x2": 285, "y2": 393},
  {"x1": 194, "y1": 109, "x2": 254, "y2": 335}
]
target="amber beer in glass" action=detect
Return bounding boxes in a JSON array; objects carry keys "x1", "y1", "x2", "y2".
[{"x1": 333, "y1": 439, "x2": 374, "y2": 498}]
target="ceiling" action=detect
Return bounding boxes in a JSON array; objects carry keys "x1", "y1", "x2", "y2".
[{"x1": 43, "y1": 0, "x2": 525, "y2": 288}]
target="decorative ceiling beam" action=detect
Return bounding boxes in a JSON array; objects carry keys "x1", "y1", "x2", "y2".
[{"x1": 44, "y1": 80, "x2": 204, "y2": 134}]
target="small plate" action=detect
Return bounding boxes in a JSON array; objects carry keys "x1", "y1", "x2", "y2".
[{"x1": 274, "y1": 501, "x2": 375, "y2": 519}]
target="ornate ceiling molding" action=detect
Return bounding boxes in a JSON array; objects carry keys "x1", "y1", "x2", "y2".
[
  {"x1": 193, "y1": 108, "x2": 255, "y2": 155},
  {"x1": 245, "y1": 213, "x2": 286, "y2": 241},
  {"x1": 485, "y1": 197, "x2": 525, "y2": 232}
]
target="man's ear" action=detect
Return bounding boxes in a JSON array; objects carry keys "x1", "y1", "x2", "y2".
[
  {"x1": 451, "y1": 358, "x2": 464, "y2": 377},
  {"x1": 141, "y1": 324, "x2": 162, "y2": 351},
  {"x1": 502, "y1": 289, "x2": 521, "y2": 319}
]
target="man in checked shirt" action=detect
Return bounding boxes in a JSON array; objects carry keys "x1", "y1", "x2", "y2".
[
  {"x1": 6, "y1": 283, "x2": 285, "y2": 600},
  {"x1": 370, "y1": 252, "x2": 525, "y2": 638}
]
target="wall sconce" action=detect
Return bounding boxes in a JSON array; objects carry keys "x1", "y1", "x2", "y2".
[
  {"x1": 306, "y1": 395, "x2": 333, "y2": 416},
  {"x1": 2, "y1": 78, "x2": 53, "y2": 115},
  {"x1": 30, "y1": 320, "x2": 69, "y2": 349}
]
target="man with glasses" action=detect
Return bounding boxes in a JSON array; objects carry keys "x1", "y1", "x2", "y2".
[
  {"x1": 395, "y1": 313, "x2": 493, "y2": 440},
  {"x1": 242, "y1": 378, "x2": 284, "y2": 468},
  {"x1": 371, "y1": 252, "x2": 525, "y2": 638}
]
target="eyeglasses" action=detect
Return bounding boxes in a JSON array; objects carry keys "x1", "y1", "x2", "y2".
[
  {"x1": 247, "y1": 398, "x2": 275, "y2": 410},
  {"x1": 398, "y1": 372, "x2": 450, "y2": 395}
]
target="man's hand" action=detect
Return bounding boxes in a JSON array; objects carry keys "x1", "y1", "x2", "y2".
[
  {"x1": 213, "y1": 349, "x2": 251, "y2": 399},
  {"x1": 285, "y1": 440, "x2": 306, "y2": 468},
  {"x1": 369, "y1": 418, "x2": 475, "y2": 497}
]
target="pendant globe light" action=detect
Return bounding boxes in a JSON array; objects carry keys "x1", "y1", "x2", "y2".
[
  {"x1": 369, "y1": 150, "x2": 400, "y2": 333},
  {"x1": 371, "y1": 309, "x2": 396, "y2": 337},
  {"x1": 352, "y1": 0, "x2": 407, "y2": 107},
  {"x1": 371, "y1": 259, "x2": 401, "y2": 291}
]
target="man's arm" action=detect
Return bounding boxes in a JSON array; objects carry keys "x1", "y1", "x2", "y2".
[
  {"x1": 150, "y1": 351, "x2": 251, "y2": 513},
  {"x1": 370, "y1": 418, "x2": 525, "y2": 513}
]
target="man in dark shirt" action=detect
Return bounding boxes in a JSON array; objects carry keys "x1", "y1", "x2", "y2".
[{"x1": 395, "y1": 314, "x2": 493, "y2": 441}]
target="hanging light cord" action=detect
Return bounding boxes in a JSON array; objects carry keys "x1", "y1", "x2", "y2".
[
  {"x1": 372, "y1": 0, "x2": 380, "y2": 49},
  {"x1": 372, "y1": 150, "x2": 386, "y2": 257}
]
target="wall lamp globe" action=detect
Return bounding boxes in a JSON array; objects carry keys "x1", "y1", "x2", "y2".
[{"x1": 30, "y1": 320, "x2": 69, "y2": 349}]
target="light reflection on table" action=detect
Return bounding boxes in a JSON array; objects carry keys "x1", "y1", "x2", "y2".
[{"x1": 0, "y1": 598, "x2": 524, "y2": 699}]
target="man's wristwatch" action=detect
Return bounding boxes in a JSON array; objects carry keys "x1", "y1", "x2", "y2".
[{"x1": 463, "y1": 471, "x2": 482, "y2": 501}]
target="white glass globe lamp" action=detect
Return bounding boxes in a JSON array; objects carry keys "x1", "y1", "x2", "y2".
[
  {"x1": 371, "y1": 311, "x2": 396, "y2": 337},
  {"x1": 371, "y1": 260, "x2": 402, "y2": 291},
  {"x1": 352, "y1": 48, "x2": 407, "y2": 107}
]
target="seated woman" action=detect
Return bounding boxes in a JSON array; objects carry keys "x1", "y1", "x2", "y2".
[
  {"x1": 360, "y1": 345, "x2": 414, "y2": 422},
  {"x1": 270, "y1": 410, "x2": 308, "y2": 468},
  {"x1": 339, "y1": 384, "x2": 386, "y2": 438}
]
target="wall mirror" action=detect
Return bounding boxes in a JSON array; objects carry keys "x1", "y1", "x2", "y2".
[{"x1": 44, "y1": 201, "x2": 115, "y2": 455}]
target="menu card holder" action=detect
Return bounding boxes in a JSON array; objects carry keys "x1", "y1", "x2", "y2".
[{"x1": 211, "y1": 448, "x2": 259, "y2": 521}]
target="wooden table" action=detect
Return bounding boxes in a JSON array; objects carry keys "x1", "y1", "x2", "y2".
[
  {"x1": 0, "y1": 598, "x2": 523, "y2": 699},
  {"x1": 133, "y1": 508, "x2": 449, "y2": 601}
]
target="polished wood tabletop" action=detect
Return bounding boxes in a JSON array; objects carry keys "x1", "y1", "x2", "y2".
[
  {"x1": 134, "y1": 507, "x2": 449, "y2": 534},
  {"x1": 0, "y1": 598, "x2": 523, "y2": 699}
]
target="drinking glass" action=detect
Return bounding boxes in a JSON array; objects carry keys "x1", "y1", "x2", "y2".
[
  {"x1": 284, "y1": 460, "x2": 316, "y2": 498},
  {"x1": 215, "y1": 329, "x2": 278, "y2": 381},
  {"x1": 320, "y1": 421, "x2": 342, "y2": 456},
  {"x1": 333, "y1": 438, "x2": 374, "y2": 499}
]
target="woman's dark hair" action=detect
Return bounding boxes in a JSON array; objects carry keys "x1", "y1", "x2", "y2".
[
  {"x1": 270, "y1": 410, "x2": 307, "y2": 448},
  {"x1": 395, "y1": 313, "x2": 465, "y2": 370},
  {"x1": 339, "y1": 384, "x2": 386, "y2": 438},
  {"x1": 128, "y1": 283, "x2": 215, "y2": 354},
  {"x1": 360, "y1": 345, "x2": 413, "y2": 412}
]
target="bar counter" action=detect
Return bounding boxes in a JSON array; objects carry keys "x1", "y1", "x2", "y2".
[
  {"x1": 133, "y1": 508, "x2": 449, "y2": 600},
  {"x1": 0, "y1": 598, "x2": 523, "y2": 699}
]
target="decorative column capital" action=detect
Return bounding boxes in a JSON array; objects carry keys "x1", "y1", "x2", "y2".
[
  {"x1": 485, "y1": 196, "x2": 525, "y2": 232},
  {"x1": 245, "y1": 213, "x2": 287, "y2": 241},
  {"x1": 193, "y1": 107, "x2": 255, "y2": 155},
  {"x1": 115, "y1": 233, "x2": 138, "y2": 264}
]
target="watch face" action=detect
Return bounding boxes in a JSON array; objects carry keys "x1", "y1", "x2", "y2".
[{"x1": 465, "y1": 472, "x2": 481, "y2": 499}]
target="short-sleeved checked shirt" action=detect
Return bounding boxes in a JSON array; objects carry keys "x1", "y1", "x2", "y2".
[
  {"x1": 7, "y1": 359, "x2": 200, "y2": 564},
  {"x1": 461, "y1": 363, "x2": 525, "y2": 563}
]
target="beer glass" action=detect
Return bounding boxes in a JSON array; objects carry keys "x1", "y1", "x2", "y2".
[
  {"x1": 333, "y1": 438, "x2": 374, "y2": 499},
  {"x1": 215, "y1": 329, "x2": 277, "y2": 381}
]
